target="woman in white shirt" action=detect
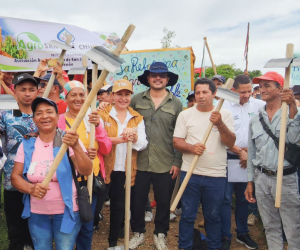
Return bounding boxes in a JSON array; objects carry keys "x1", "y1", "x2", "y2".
[{"x1": 98, "y1": 79, "x2": 147, "y2": 249}]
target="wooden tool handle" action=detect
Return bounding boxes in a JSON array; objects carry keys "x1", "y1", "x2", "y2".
[
  {"x1": 170, "y1": 78, "x2": 234, "y2": 212},
  {"x1": 42, "y1": 25, "x2": 135, "y2": 187},
  {"x1": 275, "y1": 43, "x2": 294, "y2": 208},
  {"x1": 43, "y1": 35, "x2": 72, "y2": 98},
  {"x1": 82, "y1": 55, "x2": 88, "y2": 97},
  {"x1": 124, "y1": 141, "x2": 133, "y2": 250},
  {"x1": 204, "y1": 37, "x2": 217, "y2": 75}
]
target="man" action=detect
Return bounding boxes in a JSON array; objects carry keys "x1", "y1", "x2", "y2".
[
  {"x1": 0, "y1": 73, "x2": 38, "y2": 250},
  {"x1": 97, "y1": 85, "x2": 113, "y2": 103},
  {"x1": 252, "y1": 85, "x2": 260, "y2": 99},
  {"x1": 292, "y1": 85, "x2": 300, "y2": 107},
  {"x1": 245, "y1": 71, "x2": 300, "y2": 249},
  {"x1": 212, "y1": 75, "x2": 226, "y2": 88},
  {"x1": 186, "y1": 91, "x2": 196, "y2": 108},
  {"x1": 0, "y1": 71, "x2": 15, "y2": 94},
  {"x1": 129, "y1": 62, "x2": 183, "y2": 250},
  {"x1": 220, "y1": 75, "x2": 264, "y2": 250},
  {"x1": 173, "y1": 78, "x2": 236, "y2": 250}
]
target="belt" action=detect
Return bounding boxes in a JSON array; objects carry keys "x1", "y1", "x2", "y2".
[{"x1": 256, "y1": 165, "x2": 297, "y2": 176}]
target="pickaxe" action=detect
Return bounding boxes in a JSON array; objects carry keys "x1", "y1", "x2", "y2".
[
  {"x1": 264, "y1": 43, "x2": 300, "y2": 208},
  {"x1": 43, "y1": 35, "x2": 73, "y2": 98},
  {"x1": 170, "y1": 78, "x2": 239, "y2": 212},
  {"x1": 41, "y1": 23, "x2": 135, "y2": 196}
]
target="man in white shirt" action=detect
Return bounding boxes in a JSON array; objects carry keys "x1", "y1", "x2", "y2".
[
  {"x1": 220, "y1": 75, "x2": 264, "y2": 250},
  {"x1": 173, "y1": 78, "x2": 236, "y2": 250}
]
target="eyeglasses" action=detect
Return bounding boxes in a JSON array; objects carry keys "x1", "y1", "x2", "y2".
[
  {"x1": 149, "y1": 73, "x2": 168, "y2": 79},
  {"x1": 38, "y1": 83, "x2": 47, "y2": 88}
]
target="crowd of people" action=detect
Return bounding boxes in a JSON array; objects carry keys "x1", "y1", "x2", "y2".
[{"x1": 0, "y1": 58, "x2": 300, "y2": 250}]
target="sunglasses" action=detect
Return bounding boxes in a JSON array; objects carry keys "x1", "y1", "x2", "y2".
[
  {"x1": 38, "y1": 83, "x2": 47, "y2": 88},
  {"x1": 149, "y1": 73, "x2": 168, "y2": 79}
]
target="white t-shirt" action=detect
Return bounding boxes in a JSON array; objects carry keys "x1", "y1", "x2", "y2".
[{"x1": 173, "y1": 106, "x2": 235, "y2": 177}]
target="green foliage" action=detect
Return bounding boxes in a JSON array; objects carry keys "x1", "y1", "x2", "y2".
[
  {"x1": 1, "y1": 36, "x2": 28, "y2": 59},
  {"x1": 196, "y1": 64, "x2": 262, "y2": 80},
  {"x1": 161, "y1": 27, "x2": 176, "y2": 49}
]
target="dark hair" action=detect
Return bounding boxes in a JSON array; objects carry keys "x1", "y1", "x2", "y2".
[
  {"x1": 194, "y1": 78, "x2": 216, "y2": 94},
  {"x1": 233, "y1": 75, "x2": 251, "y2": 89}
]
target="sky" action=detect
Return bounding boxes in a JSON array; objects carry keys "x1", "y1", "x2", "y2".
[{"x1": 1, "y1": 0, "x2": 300, "y2": 75}]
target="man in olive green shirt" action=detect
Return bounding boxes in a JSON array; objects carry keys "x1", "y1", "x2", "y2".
[{"x1": 129, "y1": 62, "x2": 183, "y2": 250}]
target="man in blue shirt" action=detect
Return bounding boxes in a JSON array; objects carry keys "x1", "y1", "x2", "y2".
[{"x1": 0, "y1": 73, "x2": 38, "y2": 250}]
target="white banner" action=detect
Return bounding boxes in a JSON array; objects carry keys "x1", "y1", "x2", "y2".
[{"x1": 0, "y1": 16, "x2": 125, "y2": 72}]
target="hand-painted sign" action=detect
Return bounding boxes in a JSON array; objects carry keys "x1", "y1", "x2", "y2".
[{"x1": 106, "y1": 47, "x2": 195, "y2": 108}]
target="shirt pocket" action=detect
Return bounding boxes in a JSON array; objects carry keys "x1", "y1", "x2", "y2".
[
  {"x1": 251, "y1": 124, "x2": 265, "y2": 150},
  {"x1": 160, "y1": 107, "x2": 176, "y2": 124}
]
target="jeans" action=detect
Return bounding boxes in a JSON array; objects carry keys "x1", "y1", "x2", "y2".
[
  {"x1": 131, "y1": 171, "x2": 173, "y2": 235},
  {"x1": 4, "y1": 190, "x2": 33, "y2": 250},
  {"x1": 76, "y1": 194, "x2": 97, "y2": 250},
  {"x1": 254, "y1": 169, "x2": 300, "y2": 250},
  {"x1": 28, "y1": 211, "x2": 81, "y2": 250},
  {"x1": 221, "y1": 178, "x2": 249, "y2": 240},
  {"x1": 109, "y1": 171, "x2": 126, "y2": 245},
  {"x1": 179, "y1": 171, "x2": 226, "y2": 250}
]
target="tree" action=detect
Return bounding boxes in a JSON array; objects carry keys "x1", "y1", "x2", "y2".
[
  {"x1": 161, "y1": 27, "x2": 176, "y2": 49},
  {"x1": 195, "y1": 64, "x2": 262, "y2": 80}
]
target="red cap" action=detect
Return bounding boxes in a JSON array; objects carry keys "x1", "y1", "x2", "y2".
[{"x1": 252, "y1": 71, "x2": 284, "y2": 86}]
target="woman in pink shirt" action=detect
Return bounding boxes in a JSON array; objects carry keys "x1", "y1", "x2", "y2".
[{"x1": 11, "y1": 97, "x2": 93, "y2": 250}]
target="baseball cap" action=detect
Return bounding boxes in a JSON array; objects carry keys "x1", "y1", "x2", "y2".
[
  {"x1": 31, "y1": 97, "x2": 58, "y2": 114},
  {"x1": 186, "y1": 91, "x2": 195, "y2": 100},
  {"x1": 112, "y1": 79, "x2": 133, "y2": 93},
  {"x1": 36, "y1": 73, "x2": 62, "y2": 90},
  {"x1": 252, "y1": 72, "x2": 284, "y2": 86},
  {"x1": 97, "y1": 85, "x2": 113, "y2": 95},
  {"x1": 211, "y1": 75, "x2": 226, "y2": 84},
  {"x1": 13, "y1": 73, "x2": 39, "y2": 87},
  {"x1": 292, "y1": 85, "x2": 300, "y2": 95}
]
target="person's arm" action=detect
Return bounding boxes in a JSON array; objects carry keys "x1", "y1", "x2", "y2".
[
  {"x1": 210, "y1": 111, "x2": 236, "y2": 148},
  {"x1": 131, "y1": 120, "x2": 148, "y2": 151},
  {"x1": 63, "y1": 131, "x2": 92, "y2": 176},
  {"x1": 52, "y1": 62, "x2": 67, "y2": 88},
  {"x1": 173, "y1": 138, "x2": 206, "y2": 155},
  {"x1": 95, "y1": 125, "x2": 112, "y2": 155},
  {"x1": 33, "y1": 58, "x2": 51, "y2": 77}
]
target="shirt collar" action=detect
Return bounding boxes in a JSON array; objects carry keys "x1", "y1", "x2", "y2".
[
  {"x1": 13, "y1": 110, "x2": 33, "y2": 118},
  {"x1": 230, "y1": 96, "x2": 254, "y2": 107},
  {"x1": 109, "y1": 106, "x2": 133, "y2": 123},
  {"x1": 143, "y1": 89, "x2": 173, "y2": 100}
]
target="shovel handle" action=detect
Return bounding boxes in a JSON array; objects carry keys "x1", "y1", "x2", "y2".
[
  {"x1": 204, "y1": 37, "x2": 217, "y2": 75},
  {"x1": 82, "y1": 55, "x2": 88, "y2": 97},
  {"x1": 43, "y1": 35, "x2": 72, "y2": 98},
  {"x1": 170, "y1": 78, "x2": 234, "y2": 212},
  {"x1": 275, "y1": 43, "x2": 294, "y2": 208},
  {"x1": 42, "y1": 25, "x2": 135, "y2": 187}
]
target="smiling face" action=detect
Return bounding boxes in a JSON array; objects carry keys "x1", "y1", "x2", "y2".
[
  {"x1": 3, "y1": 72, "x2": 14, "y2": 86},
  {"x1": 147, "y1": 72, "x2": 169, "y2": 90},
  {"x1": 112, "y1": 89, "x2": 132, "y2": 110},
  {"x1": 195, "y1": 84, "x2": 215, "y2": 108},
  {"x1": 14, "y1": 81, "x2": 38, "y2": 107},
  {"x1": 65, "y1": 87, "x2": 86, "y2": 113},
  {"x1": 33, "y1": 102, "x2": 58, "y2": 133},
  {"x1": 258, "y1": 80, "x2": 282, "y2": 102},
  {"x1": 234, "y1": 83, "x2": 252, "y2": 105}
]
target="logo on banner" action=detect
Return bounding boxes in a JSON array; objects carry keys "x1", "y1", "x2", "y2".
[
  {"x1": 57, "y1": 28, "x2": 75, "y2": 42},
  {"x1": 17, "y1": 32, "x2": 43, "y2": 51}
]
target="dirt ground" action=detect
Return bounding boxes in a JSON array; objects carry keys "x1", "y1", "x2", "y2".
[{"x1": 90, "y1": 188, "x2": 281, "y2": 250}]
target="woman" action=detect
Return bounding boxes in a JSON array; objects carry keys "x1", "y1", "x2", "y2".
[
  {"x1": 11, "y1": 97, "x2": 92, "y2": 250},
  {"x1": 98, "y1": 79, "x2": 148, "y2": 249},
  {"x1": 57, "y1": 80, "x2": 112, "y2": 250}
]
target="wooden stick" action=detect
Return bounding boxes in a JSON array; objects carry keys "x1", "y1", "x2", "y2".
[
  {"x1": 245, "y1": 22, "x2": 250, "y2": 74},
  {"x1": 41, "y1": 24, "x2": 136, "y2": 186},
  {"x1": 170, "y1": 78, "x2": 234, "y2": 212},
  {"x1": 124, "y1": 141, "x2": 133, "y2": 250},
  {"x1": 82, "y1": 55, "x2": 88, "y2": 97},
  {"x1": 86, "y1": 63, "x2": 98, "y2": 203},
  {"x1": 204, "y1": 37, "x2": 217, "y2": 75},
  {"x1": 43, "y1": 35, "x2": 72, "y2": 98},
  {"x1": 170, "y1": 172, "x2": 181, "y2": 206},
  {"x1": 275, "y1": 43, "x2": 294, "y2": 208}
]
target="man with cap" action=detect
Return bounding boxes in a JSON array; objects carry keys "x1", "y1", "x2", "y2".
[
  {"x1": 129, "y1": 62, "x2": 183, "y2": 250},
  {"x1": 97, "y1": 85, "x2": 113, "y2": 104},
  {"x1": 0, "y1": 73, "x2": 39, "y2": 250},
  {"x1": 220, "y1": 74, "x2": 264, "y2": 250},
  {"x1": 211, "y1": 75, "x2": 226, "y2": 104},
  {"x1": 186, "y1": 91, "x2": 196, "y2": 108},
  {"x1": 245, "y1": 72, "x2": 300, "y2": 249}
]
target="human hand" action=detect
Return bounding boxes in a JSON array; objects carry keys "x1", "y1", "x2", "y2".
[
  {"x1": 30, "y1": 183, "x2": 50, "y2": 199},
  {"x1": 52, "y1": 62, "x2": 64, "y2": 80},
  {"x1": 281, "y1": 89, "x2": 296, "y2": 106},
  {"x1": 97, "y1": 102, "x2": 110, "y2": 111},
  {"x1": 87, "y1": 147, "x2": 97, "y2": 160},
  {"x1": 37, "y1": 58, "x2": 52, "y2": 73},
  {"x1": 170, "y1": 166, "x2": 180, "y2": 180},
  {"x1": 63, "y1": 130, "x2": 80, "y2": 148},
  {"x1": 245, "y1": 182, "x2": 256, "y2": 203},
  {"x1": 88, "y1": 111, "x2": 100, "y2": 127},
  {"x1": 121, "y1": 128, "x2": 137, "y2": 142},
  {"x1": 210, "y1": 111, "x2": 223, "y2": 127},
  {"x1": 192, "y1": 143, "x2": 206, "y2": 155},
  {"x1": 239, "y1": 150, "x2": 247, "y2": 169}
]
